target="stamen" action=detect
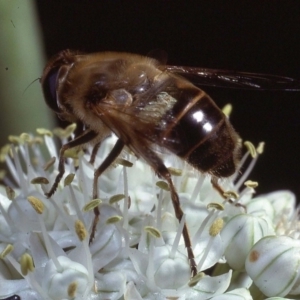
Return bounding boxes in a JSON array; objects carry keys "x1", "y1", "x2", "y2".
[
  {"x1": 145, "y1": 233, "x2": 156, "y2": 289},
  {"x1": 5, "y1": 152, "x2": 20, "y2": 185},
  {"x1": 123, "y1": 165, "x2": 129, "y2": 230},
  {"x1": 8, "y1": 135, "x2": 23, "y2": 145},
  {"x1": 188, "y1": 271, "x2": 205, "y2": 287},
  {"x1": 197, "y1": 231, "x2": 218, "y2": 271},
  {"x1": 222, "y1": 103, "x2": 232, "y2": 117},
  {"x1": 106, "y1": 215, "x2": 123, "y2": 224},
  {"x1": 156, "y1": 180, "x2": 170, "y2": 191},
  {"x1": 27, "y1": 196, "x2": 62, "y2": 271},
  {"x1": 82, "y1": 199, "x2": 102, "y2": 212},
  {"x1": 43, "y1": 134, "x2": 58, "y2": 160},
  {"x1": 170, "y1": 214, "x2": 186, "y2": 259},
  {"x1": 193, "y1": 205, "x2": 221, "y2": 245},
  {"x1": 11, "y1": 146, "x2": 28, "y2": 195},
  {"x1": 5, "y1": 186, "x2": 15, "y2": 200},
  {"x1": 0, "y1": 244, "x2": 14, "y2": 258},
  {"x1": 64, "y1": 173, "x2": 75, "y2": 186},
  {"x1": 36, "y1": 128, "x2": 53, "y2": 137},
  {"x1": 66, "y1": 186, "x2": 84, "y2": 223},
  {"x1": 190, "y1": 175, "x2": 205, "y2": 202},
  {"x1": 209, "y1": 218, "x2": 224, "y2": 237},
  {"x1": 244, "y1": 180, "x2": 258, "y2": 188},
  {"x1": 0, "y1": 144, "x2": 10, "y2": 162},
  {"x1": 223, "y1": 190, "x2": 239, "y2": 200},
  {"x1": 244, "y1": 141, "x2": 257, "y2": 158},
  {"x1": 207, "y1": 202, "x2": 224, "y2": 211},
  {"x1": 63, "y1": 149, "x2": 79, "y2": 159},
  {"x1": 256, "y1": 142, "x2": 265, "y2": 154},
  {"x1": 1, "y1": 245, "x2": 49, "y2": 299},
  {"x1": 109, "y1": 194, "x2": 125, "y2": 204},
  {"x1": 75, "y1": 219, "x2": 87, "y2": 241},
  {"x1": 30, "y1": 177, "x2": 49, "y2": 185},
  {"x1": 0, "y1": 197, "x2": 13, "y2": 232},
  {"x1": 53, "y1": 123, "x2": 77, "y2": 139},
  {"x1": 20, "y1": 253, "x2": 34, "y2": 276},
  {"x1": 27, "y1": 196, "x2": 44, "y2": 214},
  {"x1": 144, "y1": 226, "x2": 161, "y2": 238},
  {"x1": 156, "y1": 188, "x2": 163, "y2": 231},
  {"x1": 235, "y1": 155, "x2": 259, "y2": 190},
  {"x1": 78, "y1": 157, "x2": 89, "y2": 203},
  {"x1": 168, "y1": 167, "x2": 182, "y2": 176},
  {"x1": 43, "y1": 157, "x2": 56, "y2": 171},
  {"x1": 116, "y1": 158, "x2": 133, "y2": 167}
]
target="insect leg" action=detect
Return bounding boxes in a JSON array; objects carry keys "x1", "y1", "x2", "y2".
[
  {"x1": 211, "y1": 176, "x2": 225, "y2": 197},
  {"x1": 89, "y1": 142, "x2": 101, "y2": 165},
  {"x1": 89, "y1": 138, "x2": 125, "y2": 244},
  {"x1": 144, "y1": 149, "x2": 198, "y2": 278},
  {"x1": 45, "y1": 129, "x2": 98, "y2": 198}
]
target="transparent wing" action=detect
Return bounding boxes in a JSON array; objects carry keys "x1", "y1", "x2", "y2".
[{"x1": 161, "y1": 65, "x2": 300, "y2": 91}]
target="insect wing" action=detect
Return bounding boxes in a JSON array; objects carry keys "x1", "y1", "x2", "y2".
[{"x1": 162, "y1": 65, "x2": 300, "y2": 91}]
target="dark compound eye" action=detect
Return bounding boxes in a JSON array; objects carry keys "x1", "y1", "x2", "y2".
[{"x1": 41, "y1": 67, "x2": 60, "y2": 113}]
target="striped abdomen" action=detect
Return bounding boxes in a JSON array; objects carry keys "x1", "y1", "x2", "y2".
[{"x1": 159, "y1": 80, "x2": 241, "y2": 177}]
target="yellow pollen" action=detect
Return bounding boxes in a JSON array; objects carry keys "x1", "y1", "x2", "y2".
[
  {"x1": 244, "y1": 180, "x2": 259, "y2": 188},
  {"x1": 31, "y1": 177, "x2": 49, "y2": 185},
  {"x1": 63, "y1": 149, "x2": 79, "y2": 159},
  {"x1": 0, "y1": 244, "x2": 14, "y2": 258},
  {"x1": 115, "y1": 158, "x2": 133, "y2": 167},
  {"x1": 222, "y1": 103, "x2": 232, "y2": 117},
  {"x1": 106, "y1": 215, "x2": 123, "y2": 224},
  {"x1": 244, "y1": 141, "x2": 257, "y2": 158},
  {"x1": 64, "y1": 173, "x2": 75, "y2": 186},
  {"x1": 20, "y1": 253, "x2": 34, "y2": 276},
  {"x1": 109, "y1": 194, "x2": 125, "y2": 204},
  {"x1": 8, "y1": 135, "x2": 23, "y2": 144},
  {"x1": 144, "y1": 226, "x2": 161, "y2": 238},
  {"x1": 223, "y1": 190, "x2": 239, "y2": 200},
  {"x1": 156, "y1": 180, "x2": 170, "y2": 191},
  {"x1": 36, "y1": 128, "x2": 53, "y2": 137},
  {"x1": 75, "y1": 220, "x2": 87, "y2": 241},
  {"x1": 207, "y1": 202, "x2": 224, "y2": 211},
  {"x1": 0, "y1": 144, "x2": 11, "y2": 162},
  {"x1": 27, "y1": 196, "x2": 44, "y2": 214},
  {"x1": 257, "y1": 142, "x2": 265, "y2": 154},
  {"x1": 168, "y1": 167, "x2": 183, "y2": 176},
  {"x1": 209, "y1": 218, "x2": 224, "y2": 236},
  {"x1": 20, "y1": 133, "x2": 31, "y2": 143},
  {"x1": 82, "y1": 199, "x2": 102, "y2": 212}
]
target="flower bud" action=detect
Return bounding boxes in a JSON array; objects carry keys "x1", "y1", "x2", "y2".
[
  {"x1": 245, "y1": 235, "x2": 300, "y2": 297},
  {"x1": 221, "y1": 214, "x2": 272, "y2": 270}
]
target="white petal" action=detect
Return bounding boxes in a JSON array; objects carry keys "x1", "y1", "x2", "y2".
[
  {"x1": 245, "y1": 235, "x2": 300, "y2": 297},
  {"x1": 185, "y1": 270, "x2": 232, "y2": 300}
]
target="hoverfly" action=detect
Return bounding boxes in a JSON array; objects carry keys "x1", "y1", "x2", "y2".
[{"x1": 40, "y1": 50, "x2": 300, "y2": 278}]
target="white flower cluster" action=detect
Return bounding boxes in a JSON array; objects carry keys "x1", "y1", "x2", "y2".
[{"x1": 0, "y1": 125, "x2": 299, "y2": 300}]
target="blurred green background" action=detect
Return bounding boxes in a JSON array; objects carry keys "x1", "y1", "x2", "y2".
[{"x1": 0, "y1": 0, "x2": 54, "y2": 145}]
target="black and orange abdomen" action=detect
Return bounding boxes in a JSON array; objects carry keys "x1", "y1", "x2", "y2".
[{"x1": 159, "y1": 81, "x2": 241, "y2": 177}]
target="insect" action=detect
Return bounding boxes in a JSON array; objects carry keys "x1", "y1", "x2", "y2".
[{"x1": 40, "y1": 50, "x2": 300, "y2": 278}]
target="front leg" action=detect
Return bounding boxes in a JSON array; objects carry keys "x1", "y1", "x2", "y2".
[
  {"x1": 45, "y1": 129, "x2": 98, "y2": 198},
  {"x1": 89, "y1": 138, "x2": 125, "y2": 244},
  {"x1": 140, "y1": 147, "x2": 198, "y2": 278}
]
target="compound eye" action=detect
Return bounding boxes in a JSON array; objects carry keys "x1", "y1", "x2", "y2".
[{"x1": 41, "y1": 68, "x2": 61, "y2": 113}]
